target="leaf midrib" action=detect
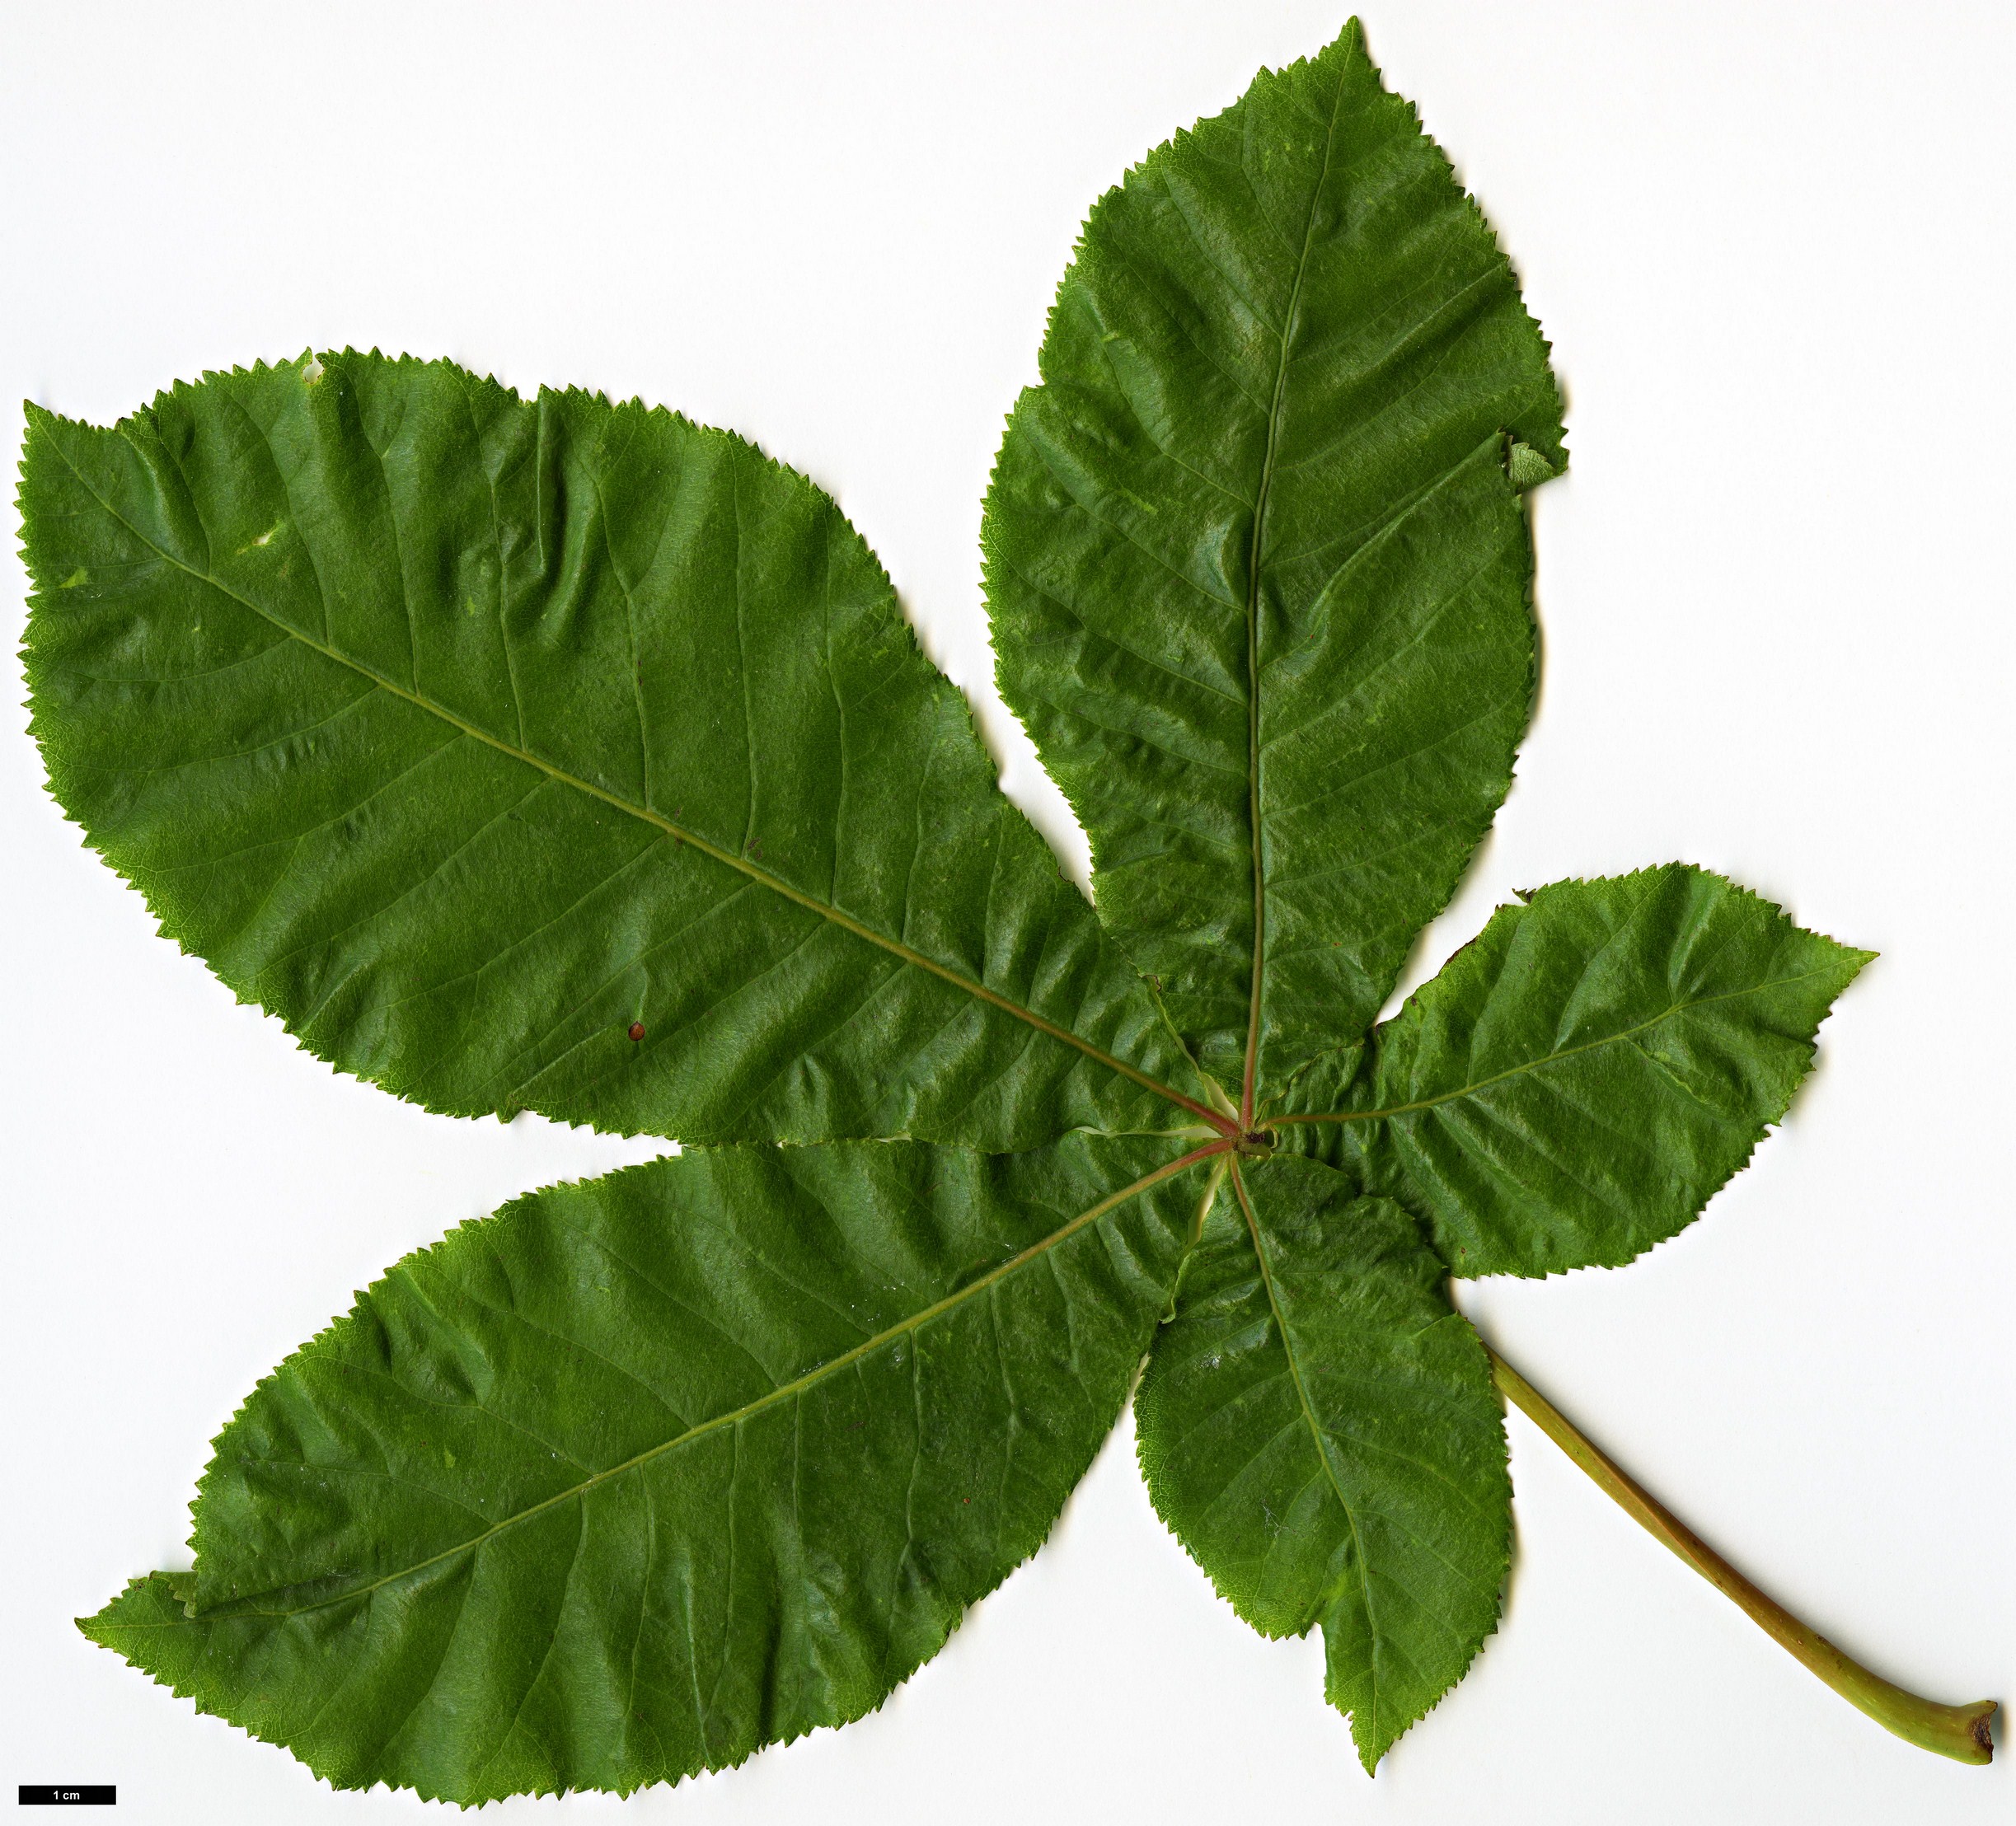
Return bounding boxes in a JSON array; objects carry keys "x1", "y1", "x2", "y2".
[
  {"x1": 1226, "y1": 1159, "x2": 1383, "y2": 1721},
  {"x1": 1239, "y1": 46, "x2": 1354, "y2": 1126},
  {"x1": 36, "y1": 420, "x2": 1228, "y2": 1135},
  {"x1": 181, "y1": 1144, "x2": 1224, "y2": 1624},
  {"x1": 1270, "y1": 967, "x2": 1844, "y2": 1126}
]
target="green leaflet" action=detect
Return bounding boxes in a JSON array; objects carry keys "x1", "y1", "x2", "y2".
[
  {"x1": 18, "y1": 359, "x2": 1214, "y2": 1149},
  {"x1": 984, "y1": 17, "x2": 1564, "y2": 1100},
  {"x1": 1272, "y1": 866, "x2": 1873, "y2": 1275},
  {"x1": 1135, "y1": 1156, "x2": 1510, "y2": 1772},
  {"x1": 35, "y1": 16, "x2": 1892, "y2": 1805},
  {"x1": 82, "y1": 1137, "x2": 1209, "y2": 1801}
]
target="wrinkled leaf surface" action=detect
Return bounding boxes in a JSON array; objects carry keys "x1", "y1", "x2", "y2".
[
  {"x1": 84, "y1": 1138, "x2": 1205, "y2": 1801},
  {"x1": 21, "y1": 362, "x2": 1207, "y2": 1149},
  {"x1": 985, "y1": 20, "x2": 1564, "y2": 1098},
  {"x1": 1275, "y1": 866, "x2": 1872, "y2": 1274},
  {"x1": 1136, "y1": 1154, "x2": 1509, "y2": 1770}
]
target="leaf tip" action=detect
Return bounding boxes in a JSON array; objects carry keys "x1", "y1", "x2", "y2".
[{"x1": 77, "y1": 1571, "x2": 170, "y2": 1650}]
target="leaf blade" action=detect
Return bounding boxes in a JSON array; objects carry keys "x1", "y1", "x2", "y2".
[
  {"x1": 984, "y1": 20, "x2": 1564, "y2": 1100},
  {"x1": 21, "y1": 358, "x2": 1217, "y2": 1148},
  {"x1": 82, "y1": 1135, "x2": 1212, "y2": 1801},
  {"x1": 1278, "y1": 866, "x2": 1873, "y2": 1274},
  {"x1": 1134, "y1": 1154, "x2": 1510, "y2": 1770}
]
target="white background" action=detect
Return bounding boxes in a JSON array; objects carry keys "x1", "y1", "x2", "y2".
[{"x1": 2, "y1": 3, "x2": 2011, "y2": 1821}]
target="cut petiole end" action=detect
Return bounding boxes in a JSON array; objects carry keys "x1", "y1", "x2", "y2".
[
  {"x1": 1486, "y1": 1345, "x2": 1996, "y2": 1766},
  {"x1": 1864, "y1": 1693, "x2": 1995, "y2": 1767}
]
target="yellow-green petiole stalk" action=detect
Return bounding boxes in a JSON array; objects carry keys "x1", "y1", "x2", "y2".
[{"x1": 1488, "y1": 1347, "x2": 1995, "y2": 1765}]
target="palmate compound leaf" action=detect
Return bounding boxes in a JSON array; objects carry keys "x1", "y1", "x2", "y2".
[
  {"x1": 34, "y1": 13, "x2": 1890, "y2": 1803},
  {"x1": 81, "y1": 1136, "x2": 1215, "y2": 1801},
  {"x1": 17, "y1": 354, "x2": 1220, "y2": 1151},
  {"x1": 984, "y1": 16, "x2": 1566, "y2": 1103}
]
